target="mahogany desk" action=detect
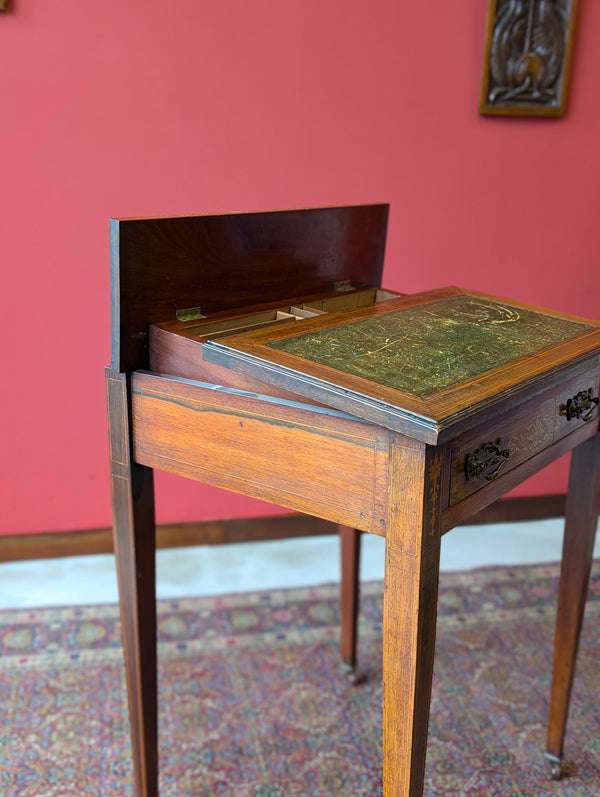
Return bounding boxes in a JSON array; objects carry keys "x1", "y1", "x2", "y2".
[{"x1": 107, "y1": 206, "x2": 600, "y2": 797}]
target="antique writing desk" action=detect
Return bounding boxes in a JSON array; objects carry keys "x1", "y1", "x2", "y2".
[{"x1": 107, "y1": 205, "x2": 600, "y2": 797}]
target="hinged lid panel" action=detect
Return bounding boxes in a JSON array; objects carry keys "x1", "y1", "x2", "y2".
[
  {"x1": 203, "y1": 286, "x2": 600, "y2": 442},
  {"x1": 111, "y1": 204, "x2": 389, "y2": 372}
]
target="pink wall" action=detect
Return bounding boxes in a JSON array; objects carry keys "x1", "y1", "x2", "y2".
[{"x1": 1, "y1": 1, "x2": 599, "y2": 535}]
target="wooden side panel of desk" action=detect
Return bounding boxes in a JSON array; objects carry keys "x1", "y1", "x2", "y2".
[{"x1": 130, "y1": 371, "x2": 390, "y2": 536}]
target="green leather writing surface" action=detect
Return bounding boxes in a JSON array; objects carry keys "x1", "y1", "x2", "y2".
[{"x1": 269, "y1": 296, "x2": 591, "y2": 397}]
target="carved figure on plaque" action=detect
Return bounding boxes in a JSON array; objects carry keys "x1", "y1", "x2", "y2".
[{"x1": 480, "y1": 0, "x2": 578, "y2": 116}]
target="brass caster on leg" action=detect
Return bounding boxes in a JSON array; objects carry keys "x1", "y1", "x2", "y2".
[
  {"x1": 550, "y1": 761, "x2": 563, "y2": 781},
  {"x1": 341, "y1": 662, "x2": 364, "y2": 686},
  {"x1": 544, "y1": 752, "x2": 563, "y2": 781}
]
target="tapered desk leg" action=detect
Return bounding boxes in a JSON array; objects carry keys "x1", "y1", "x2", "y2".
[
  {"x1": 339, "y1": 525, "x2": 361, "y2": 683},
  {"x1": 106, "y1": 370, "x2": 158, "y2": 797},
  {"x1": 546, "y1": 432, "x2": 600, "y2": 779},
  {"x1": 382, "y1": 439, "x2": 443, "y2": 797}
]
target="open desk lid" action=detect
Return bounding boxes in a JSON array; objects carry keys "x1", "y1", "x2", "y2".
[{"x1": 202, "y1": 286, "x2": 600, "y2": 443}]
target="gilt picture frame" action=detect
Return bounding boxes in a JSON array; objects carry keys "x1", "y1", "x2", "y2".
[{"x1": 479, "y1": 0, "x2": 578, "y2": 117}]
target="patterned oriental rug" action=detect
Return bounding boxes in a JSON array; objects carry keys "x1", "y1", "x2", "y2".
[{"x1": 0, "y1": 562, "x2": 598, "y2": 797}]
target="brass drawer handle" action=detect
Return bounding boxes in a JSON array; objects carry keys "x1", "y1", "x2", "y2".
[
  {"x1": 465, "y1": 439, "x2": 510, "y2": 482},
  {"x1": 561, "y1": 389, "x2": 599, "y2": 422}
]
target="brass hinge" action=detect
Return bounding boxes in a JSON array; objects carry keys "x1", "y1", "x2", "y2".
[{"x1": 176, "y1": 306, "x2": 206, "y2": 322}]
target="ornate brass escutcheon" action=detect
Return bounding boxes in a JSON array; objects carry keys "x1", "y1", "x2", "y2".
[
  {"x1": 561, "y1": 388, "x2": 599, "y2": 422},
  {"x1": 465, "y1": 439, "x2": 510, "y2": 482}
]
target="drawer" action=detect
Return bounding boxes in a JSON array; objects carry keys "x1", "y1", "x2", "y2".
[
  {"x1": 448, "y1": 373, "x2": 600, "y2": 507},
  {"x1": 554, "y1": 375, "x2": 600, "y2": 438}
]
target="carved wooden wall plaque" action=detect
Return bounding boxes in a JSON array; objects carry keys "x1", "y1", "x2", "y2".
[{"x1": 480, "y1": 0, "x2": 578, "y2": 117}]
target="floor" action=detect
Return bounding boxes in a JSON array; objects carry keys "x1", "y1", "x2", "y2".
[{"x1": 0, "y1": 517, "x2": 598, "y2": 610}]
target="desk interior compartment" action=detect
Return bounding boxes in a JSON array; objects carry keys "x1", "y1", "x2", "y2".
[{"x1": 150, "y1": 285, "x2": 402, "y2": 399}]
